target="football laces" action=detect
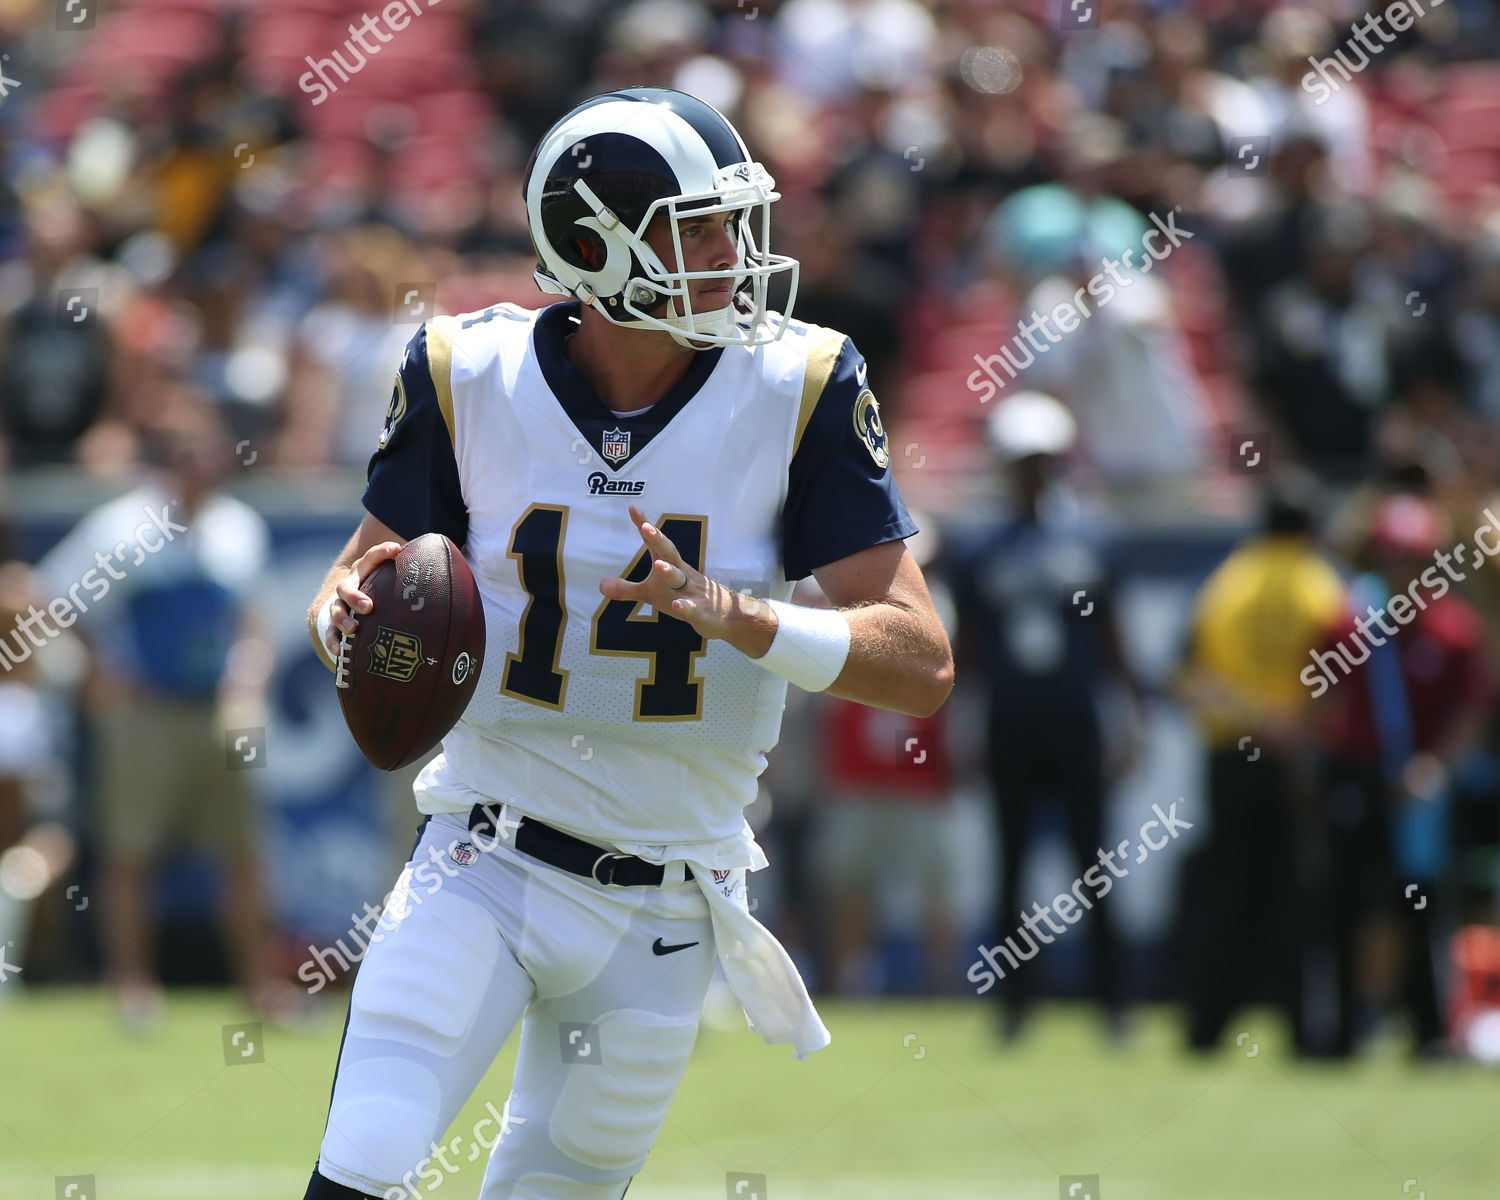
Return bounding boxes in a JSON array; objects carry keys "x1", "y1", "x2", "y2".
[{"x1": 334, "y1": 629, "x2": 353, "y2": 690}]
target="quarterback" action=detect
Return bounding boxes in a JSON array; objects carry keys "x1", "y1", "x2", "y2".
[{"x1": 302, "y1": 88, "x2": 953, "y2": 1199}]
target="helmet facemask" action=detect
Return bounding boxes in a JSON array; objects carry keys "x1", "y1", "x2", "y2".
[{"x1": 571, "y1": 162, "x2": 799, "y2": 348}]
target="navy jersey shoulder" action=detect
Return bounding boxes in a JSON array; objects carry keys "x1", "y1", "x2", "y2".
[
  {"x1": 362, "y1": 322, "x2": 469, "y2": 547},
  {"x1": 781, "y1": 335, "x2": 917, "y2": 581}
]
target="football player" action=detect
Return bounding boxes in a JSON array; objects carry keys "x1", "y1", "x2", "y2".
[{"x1": 302, "y1": 88, "x2": 952, "y2": 1200}]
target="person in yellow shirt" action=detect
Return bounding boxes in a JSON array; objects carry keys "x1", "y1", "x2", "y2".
[{"x1": 1173, "y1": 471, "x2": 1347, "y2": 1052}]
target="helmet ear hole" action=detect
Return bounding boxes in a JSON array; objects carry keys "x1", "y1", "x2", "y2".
[{"x1": 564, "y1": 228, "x2": 609, "y2": 273}]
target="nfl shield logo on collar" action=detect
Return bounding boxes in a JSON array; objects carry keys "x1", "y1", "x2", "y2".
[{"x1": 601, "y1": 426, "x2": 631, "y2": 463}]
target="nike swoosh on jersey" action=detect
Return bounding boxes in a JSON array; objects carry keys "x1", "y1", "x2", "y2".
[
  {"x1": 651, "y1": 937, "x2": 700, "y2": 956},
  {"x1": 855, "y1": 360, "x2": 868, "y2": 387}
]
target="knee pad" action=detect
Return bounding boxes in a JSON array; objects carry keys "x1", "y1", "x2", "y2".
[
  {"x1": 321, "y1": 1056, "x2": 446, "y2": 1192},
  {"x1": 348, "y1": 883, "x2": 505, "y2": 1056},
  {"x1": 549, "y1": 1013, "x2": 700, "y2": 1174}
]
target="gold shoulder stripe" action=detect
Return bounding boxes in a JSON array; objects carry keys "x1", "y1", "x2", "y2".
[
  {"x1": 794, "y1": 327, "x2": 848, "y2": 455},
  {"x1": 425, "y1": 315, "x2": 460, "y2": 447}
]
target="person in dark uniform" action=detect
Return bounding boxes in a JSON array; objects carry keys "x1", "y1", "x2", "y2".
[{"x1": 948, "y1": 390, "x2": 1144, "y2": 1039}]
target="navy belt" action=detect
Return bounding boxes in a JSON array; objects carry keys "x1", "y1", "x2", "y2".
[{"x1": 467, "y1": 803, "x2": 691, "y2": 887}]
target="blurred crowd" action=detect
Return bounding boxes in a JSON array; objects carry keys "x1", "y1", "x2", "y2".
[{"x1": 5, "y1": 0, "x2": 1500, "y2": 1055}]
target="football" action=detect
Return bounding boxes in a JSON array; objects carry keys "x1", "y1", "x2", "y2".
[{"x1": 335, "y1": 533, "x2": 486, "y2": 771}]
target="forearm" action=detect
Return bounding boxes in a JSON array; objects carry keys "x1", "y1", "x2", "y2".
[
  {"x1": 306, "y1": 514, "x2": 405, "y2": 668},
  {"x1": 823, "y1": 601, "x2": 952, "y2": 716},
  {"x1": 720, "y1": 594, "x2": 953, "y2": 717},
  {"x1": 306, "y1": 558, "x2": 353, "y2": 667}
]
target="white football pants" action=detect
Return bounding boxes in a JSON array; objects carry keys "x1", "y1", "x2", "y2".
[{"x1": 315, "y1": 811, "x2": 715, "y2": 1199}]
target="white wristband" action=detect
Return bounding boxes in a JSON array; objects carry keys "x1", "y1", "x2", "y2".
[
  {"x1": 754, "y1": 599, "x2": 851, "y2": 692},
  {"x1": 314, "y1": 593, "x2": 339, "y2": 668}
]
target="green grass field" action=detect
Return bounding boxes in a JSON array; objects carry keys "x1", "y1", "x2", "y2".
[{"x1": 2, "y1": 989, "x2": 1498, "y2": 1199}]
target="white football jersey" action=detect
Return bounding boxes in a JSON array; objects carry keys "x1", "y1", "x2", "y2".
[{"x1": 362, "y1": 300, "x2": 914, "y2": 860}]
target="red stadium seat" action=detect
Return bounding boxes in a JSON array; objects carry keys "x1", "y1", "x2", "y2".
[
  {"x1": 87, "y1": 9, "x2": 222, "y2": 68},
  {"x1": 1436, "y1": 101, "x2": 1500, "y2": 152},
  {"x1": 252, "y1": 0, "x2": 366, "y2": 13},
  {"x1": 305, "y1": 136, "x2": 378, "y2": 186},
  {"x1": 411, "y1": 91, "x2": 495, "y2": 137},
  {"x1": 1442, "y1": 62, "x2": 1500, "y2": 107},
  {"x1": 391, "y1": 137, "x2": 483, "y2": 186},
  {"x1": 112, "y1": 0, "x2": 221, "y2": 11}
]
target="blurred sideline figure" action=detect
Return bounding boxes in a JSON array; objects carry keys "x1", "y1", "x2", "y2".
[
  {"x1": 948, "y1": 391, "x2": 1145, "y2": 1040},
  {"x1": 0, "y1": 561, "x2": 48, "y2": 852},
  {"x1": 1173, "y1": 472, "x2": 1344, "y2": 1053},
  {"x1": 37, "y1": 400, "x2": 288, "y2": 1030},
  {"x1": 812, "y1": 520, "x2": 961, "y2": 995},
  {"x1": 1315, "y1": 494, "x2": 1494, "y2": 1056}
]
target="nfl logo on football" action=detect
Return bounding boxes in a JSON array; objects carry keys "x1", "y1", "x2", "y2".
[
  {"x1": 450, "y1": 841, "x2": 479, "y2": 867},
  {"x1": 601, "y1": 426, "x2": 630, "y2": 463}
]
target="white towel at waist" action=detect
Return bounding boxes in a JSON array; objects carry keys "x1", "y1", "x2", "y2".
[{"x1": 686, "y1": 862, "x2": 830, "y2": 1062}]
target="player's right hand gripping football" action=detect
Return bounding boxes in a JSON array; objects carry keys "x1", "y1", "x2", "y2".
[{"x1": 323, "y1": 540, "x2": 403, "y2": 657}]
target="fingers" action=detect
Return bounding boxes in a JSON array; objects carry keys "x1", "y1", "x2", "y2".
[
  {"x1": 653, "y1": 558, "x2": 689, "y2": 588},
  {"x1": 628, "y1": 505, "x2": 684, "y2": 568},
  {"x1": 333, "y1": 540, "x2": 403, "y2": 635},
  {"x1": 353, "y1": 540, "x2": 403, "y2": 577},
  {"x1": 333, "y1": 579, "x2": 368, "y2": 625},
  {"x1": 599, "y1": 575, "x2": 650, "y2": 603},
  {"x1": 598, "y1": 562, "x2": 692, "y2": 605}
]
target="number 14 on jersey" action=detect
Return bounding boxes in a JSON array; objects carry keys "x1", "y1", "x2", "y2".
[{"x1": 501, "y1": 505, "x2": 708, "y2": 721}]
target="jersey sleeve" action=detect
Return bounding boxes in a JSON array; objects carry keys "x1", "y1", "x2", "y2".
[
  {"x1": 780, "y1": 335, "x2": 918, "y2": 581},
  {"x1": 362, "y1": 321, "x2": 469, "y2": 548}
]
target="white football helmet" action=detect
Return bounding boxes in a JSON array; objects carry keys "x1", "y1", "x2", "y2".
[{"x1": 522, "y1": 87, "x2": 799, "y2": 348}]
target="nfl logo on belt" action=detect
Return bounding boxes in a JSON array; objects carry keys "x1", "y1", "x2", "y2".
[
  {"x1": 450, "y1": 841, "x2": 478, "y2": 867},
  {"x1": 601, "y1": 426, "x2": 630, "y2": 463},
  {"x1": 712, "y1": 869, "x2": 731, "y2": 884}
]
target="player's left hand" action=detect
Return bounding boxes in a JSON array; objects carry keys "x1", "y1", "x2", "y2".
[{"x1": 599, "y1": 504, "x2": 754, "y2": 642}]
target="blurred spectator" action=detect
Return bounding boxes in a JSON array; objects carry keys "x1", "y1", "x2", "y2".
[
  {"x1": 947, "y1": 391, "x2": 1145, "y2": 1039},
  {"x1": 1249, "y1": 7, "x2": 1373, "y2": 193},
  {"x1": 1314, "y1": 494, "x2": 1494, "y2": 1056},
  {"x1": 1251, "y1": 201, "x2": 1391, "y2": 481},
  {"x1": 771, "y1": 0, "x2": 938, "y2": 106},
  {"x1": 0, "y1": 562, "x2": 49, "y2": 853},
  {"x1": 983, "y1": 122, "x2": 1208, "y2": 482},
  {"x1": 1217, "y1": 129, "x2": 1332, "y2": 319},
  {"x1": 1455, "y1": 217, "x2": 1500, "y2": 429},
  {"x1": 1172, "y1": 471, "x2": 1345, "y2": 1053},
  {"x1": 277, "y1": 225, "x2": 421, "y2": 466},
  {"x1": 810, "y1": 521, "x2": 960, "y2": 995},
  {"x1": 36, "y1": 400, "x2": 286, "y2": 1030},
  {"x1": 0, "y1": 200, "x2": 114, "y2": 468}
]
